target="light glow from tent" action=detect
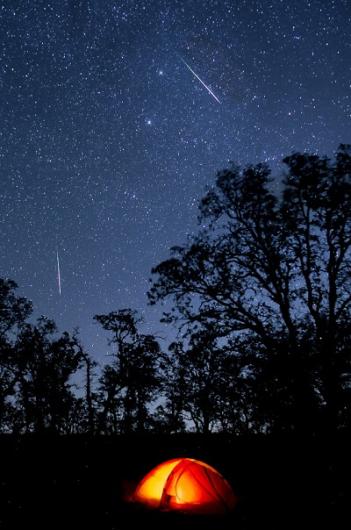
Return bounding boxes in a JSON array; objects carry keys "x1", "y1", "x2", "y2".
[{"x1": 133, "y1": 457, "x2": 237, "y2": 514}]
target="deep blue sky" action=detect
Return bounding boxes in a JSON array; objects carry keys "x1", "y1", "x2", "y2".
[{"x1": 0, "y1": 0, "x2": 350, "y2": 364}]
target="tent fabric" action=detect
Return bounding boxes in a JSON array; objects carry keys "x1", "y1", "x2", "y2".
[{"x1": 133, "y1": 458, "x2": 237, "y2": 514}]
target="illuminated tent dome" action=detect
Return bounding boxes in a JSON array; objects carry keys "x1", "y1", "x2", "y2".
[{"x1": 133, "y1": 458, "x2": 237, "y2": 514}]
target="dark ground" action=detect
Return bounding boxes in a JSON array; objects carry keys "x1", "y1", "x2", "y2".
[{"x1": 0, "y1": 434, "x2": 349, "y2": 530}]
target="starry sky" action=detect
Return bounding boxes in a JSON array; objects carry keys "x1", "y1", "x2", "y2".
[{"x1": 0, "y1": 0, "x2": 350, "y2": 363}]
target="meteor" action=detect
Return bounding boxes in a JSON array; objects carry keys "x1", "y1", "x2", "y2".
[
  {"x1": 179, "y1": 56, "x2": 221, "y2": 104},
  {"x1": 56, "y1": 250, "x2": 62, "y2": 296}
]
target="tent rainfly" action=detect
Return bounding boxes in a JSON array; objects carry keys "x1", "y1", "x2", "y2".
[{"x1": 133, "y1": 457, "x2": 237, "y2": 514}]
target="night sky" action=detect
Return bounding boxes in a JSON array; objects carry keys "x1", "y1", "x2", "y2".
[{"x1": 0, "y1": 0, "x2": 350, "y2": 363}]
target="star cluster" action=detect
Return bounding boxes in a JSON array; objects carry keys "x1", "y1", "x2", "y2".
[{"x1": 0, "y1": 0, "x2": 350, "y2": 358}]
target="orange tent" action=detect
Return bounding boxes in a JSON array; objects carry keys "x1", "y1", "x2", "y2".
[{"x1": 133, "y1": 458, "x2": 237, "y2": 514}]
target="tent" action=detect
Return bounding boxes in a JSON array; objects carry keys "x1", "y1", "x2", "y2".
[{"x1": 133, "y1": 457, "x2": 237, "y2": 514}]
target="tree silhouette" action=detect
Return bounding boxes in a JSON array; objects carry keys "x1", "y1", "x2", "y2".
[
  {"x1": 0, "y1": 279, "x2": 32, "y2": 432},
  {"x1": 97, "y1": 364, "x2": 123, "y2": 434},
  {"x1": 95, "y1": 309, "x2": 162, "y2": 433},
  {"x1": 155, "y1": 325, "x2": 259, "y2": 434},
  {"x1": 78, "y1": 346, "x2": 98, "y2": 435},
  {"x1": 152, "y1": 346, "x2": 186, "y2": 434},
  {"x1": 13, "y1": 317, "x2": 82, "y2": 433},
  {"x1": 166, "y1": 327, "x2": 230, "y2": 434},
  {"x1": 149, "y1": 145, "x2": 351, "y2": 434}
]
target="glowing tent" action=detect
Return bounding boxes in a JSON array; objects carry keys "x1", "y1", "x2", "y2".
[{"x1": 133, "y1": 458, "x2": 237, "y2": 514}]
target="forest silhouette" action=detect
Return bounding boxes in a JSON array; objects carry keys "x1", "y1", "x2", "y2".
[
  {"x1": 1, "y1": 145, "x2": 351, "y2": 437},
  {"x1": 1, "y1": 147, "x2": 351, "y2": 530}
]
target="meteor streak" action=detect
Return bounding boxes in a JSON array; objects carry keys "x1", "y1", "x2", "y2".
[
  {"x1": 56, "y1": 250, "x2": 62, "y2": 296},
  {"x1": 179, "y1": 56, "x2": 221, "y2": 104}
]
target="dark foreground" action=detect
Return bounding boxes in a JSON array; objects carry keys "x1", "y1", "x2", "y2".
[{"x1": 0, "y1": 434, "x2": 349, "y2": 530}]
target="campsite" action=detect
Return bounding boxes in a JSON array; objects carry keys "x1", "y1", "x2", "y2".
[
  {"x1": 1, "y1": 433, "x2": 348, "y2": 529},
  {"x1": 1, "y1": 1, "x2": 351, "y2": 528}
]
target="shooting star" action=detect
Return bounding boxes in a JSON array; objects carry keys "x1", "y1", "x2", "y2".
[
  {"x1": 56, "y1": 250, "x2": 62, "y2": 296},
  {"x1": 179, "y1": 56, "x2": 221, "y2": 104}
]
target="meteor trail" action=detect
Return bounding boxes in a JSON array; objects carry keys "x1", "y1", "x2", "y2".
[
  {"x1": 56, "y1": 250, "x2": 62, "y2": 296},
  {"x1": 179, "y1": 56, "x2": 221, "y2": 104}
]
